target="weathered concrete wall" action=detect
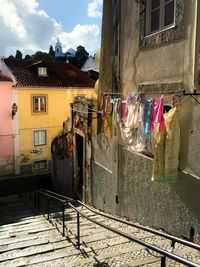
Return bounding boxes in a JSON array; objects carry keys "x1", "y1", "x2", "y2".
[
  {"x1": 120, "y1": 0, "x2": 196, "y2": 92},
  {"x1": 98, "y1": 0, "x2": 114, "y2": 95},
  {"x1": 91, "y1": 134, "x2": 117, "y2": 213},
  {"x1": 51, "y1": 156, "x2": 73, "y2": 197},
  {"x1": 90, "y1": 0, "x2": 200, "y2": 239},
  {"x1": 117, "y1": 146, "x2": 200, "y2": 238},
  {"x1": 91, "y1": 135, "x2": 200, "y2": 238}
]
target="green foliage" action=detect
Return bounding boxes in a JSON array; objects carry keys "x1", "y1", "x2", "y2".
[
  {"x1": 15, "y1": 50, "x2": 22, "y2": 59},
  {"x1": 31, "y1": 51, "x2": 55, "y2": 62},
  {"x1": 75, "y1": 46, "x2": 89, "y2": 68},
  {"x1": 24, "y1": 54, "x2": 31, "y2": 60},
  {"x1": 49, "y1": 45, "x2": 55, "y2": 57}
]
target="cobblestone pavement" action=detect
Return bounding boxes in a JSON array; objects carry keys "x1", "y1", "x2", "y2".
[{"x1": 0, "y1": 194, "x2": 200, "y2": 267}]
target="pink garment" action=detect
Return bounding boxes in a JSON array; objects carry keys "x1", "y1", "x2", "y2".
[
  {"x1": 120, "y1": 101, "x2": 128, "y2": 122},
  {"x1": 150, "y1": 97, "x2": 165, "y2": 132}
]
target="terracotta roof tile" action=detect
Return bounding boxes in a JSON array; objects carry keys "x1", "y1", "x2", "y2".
[{"x1": 4, "y1": 59, "x2": 95, "y2": 88}]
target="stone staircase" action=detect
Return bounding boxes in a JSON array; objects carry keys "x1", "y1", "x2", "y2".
[{"x1": 0, "y1": 194, "x2": 199, "y2": 267}]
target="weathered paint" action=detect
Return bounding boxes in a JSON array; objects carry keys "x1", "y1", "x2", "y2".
[{"x1": 90, "y1": 0, "x2": 200, "y2": 240}]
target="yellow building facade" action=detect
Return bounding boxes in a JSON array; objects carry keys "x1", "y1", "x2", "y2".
[
  {"x1": 2, "y1": 58, "x2": 96, "y2": 176},
  {"x1": 16, "y1": 87, "x2": 96, "y2": 175}
]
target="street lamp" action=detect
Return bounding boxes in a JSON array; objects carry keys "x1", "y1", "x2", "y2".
[{"x1": 12, "y1": 103, "x2": 18, "y2": 119}]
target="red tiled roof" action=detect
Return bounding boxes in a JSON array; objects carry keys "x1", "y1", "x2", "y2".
[
  {"x1": 0, "y1": 73, "x2": 12, "y2": 82},
  {"x1": 4, "y1": 59, "x2": 95, "y2": 88}
]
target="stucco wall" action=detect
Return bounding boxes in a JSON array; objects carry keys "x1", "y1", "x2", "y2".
[
  {"x1": 117, "y1": 146, "x2": 200, "y2": 238},
  {"x1": 91, "y1": 135, "x2": 200, "y2": 238},
  {"x1": 120, "y1": 0, "x2": 196, "y2": 92},
  {"x1": 0, "y1": 82, "x2": 14, "y2": 176},
  {"x1": 17, "y1": 87, "x2": 96, "y2": 174},
  {"x1": 90, "y1": 0, "x2": 200, "y2": 239}
]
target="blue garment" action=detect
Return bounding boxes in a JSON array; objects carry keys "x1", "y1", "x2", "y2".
[{"x1": 143, "y1": 99, "x2": 153, "y2": 135}]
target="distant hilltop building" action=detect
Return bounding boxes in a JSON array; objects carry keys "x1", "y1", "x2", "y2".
[{"x1": 55, "y1": 38, "x2": 76, "y2": 59}]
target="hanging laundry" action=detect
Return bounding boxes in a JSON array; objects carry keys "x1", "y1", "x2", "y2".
[
  {"x1": 120, "y1": 100, "x2": 128, "y2": 122},
  {"x1": 152, "y1": 127, "x2": 166, "y2": 180},
  {"x1": 100, "y1": 94, "x2": 112, "y2": 117},
  {"x1": 150, "y1": 96, "x2": 165, "y2": 133},
  {"x1": 164, "y1": 106, "x2": 180, "y2": 180},
  {"x1": 125, "y1": 101, "x2": 139, "y2": 129},
  {"x1": 143, "y1": 99, "x2": 153, "y2": 135},
  {"x1": 152, "y1": 106, "x2": 180, "y2": 182},
  {"x1": 112, "y1": 98, "x2": 121, "y2": 127}
]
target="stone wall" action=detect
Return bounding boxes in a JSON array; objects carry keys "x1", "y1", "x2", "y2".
[{"x1": 91, "y1": 136, "x2": 200, "y2": 239}]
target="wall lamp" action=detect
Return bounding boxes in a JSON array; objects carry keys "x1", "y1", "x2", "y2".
[{"x1": 12, "y1": 103, "x2": 18, "y2": 119}]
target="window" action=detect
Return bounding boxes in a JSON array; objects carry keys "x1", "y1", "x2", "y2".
[
  {"x1": 139, "y1": 0, "x2": 184, "y2": 48},
  {"x1": 34, "y1": 130, "x2": 46, "y2": 146},
  {"x1": 38, "y1": 67, "x2": 47, "y2": 76},
  {"x1": 146, "y1": 0, "x2": 175, "y2": 35},
  {"x1": 33, "y1": 96, "x2": 46, "y2": 112},
  {"x1": 34, "y1": 160, "x2": 47, "y2": 171}
]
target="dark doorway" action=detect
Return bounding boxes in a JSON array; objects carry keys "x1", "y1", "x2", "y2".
[{"x1": 75, "y1": 133, "x2": 84, "y2": 199}]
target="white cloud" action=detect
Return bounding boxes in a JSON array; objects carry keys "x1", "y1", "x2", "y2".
[
  {"x1": 59, "y1": 24, "x2": 100, "y2": 54},
  {"x1": 0, "y1": 0, "x2": 61, "y2": 56},
  {"x1": 0, "y1": 0, "x2": 101, "y2": 57},
  {"x1": 88, "y1": 0, "x2": 103, "y2": 18}
]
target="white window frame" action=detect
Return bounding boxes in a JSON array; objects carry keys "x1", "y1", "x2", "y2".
[
  {"x1": 38, "y1": 67, "x2": 47, "y2": 76},
  {"x1": 34, "y1": 160, "x2": 47, "y2": 171},
  {"x1": 34, "y1": 130, "x2": 47, "y2": 146},
  {"x1": 146, "y1": 0, "x2": 175, "y2": 35},
  {"x1": 33, "y1": 96, "x2": 46, "y2": 112}
]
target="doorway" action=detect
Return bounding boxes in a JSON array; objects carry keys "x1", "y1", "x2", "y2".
[{"x1": 74, "y1": 133, "x2": 85, "y2": 200}]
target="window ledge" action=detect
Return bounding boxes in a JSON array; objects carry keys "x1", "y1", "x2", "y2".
[
  {"x1": 145, "y1": 24, "x2": 176, "y2": 39},
  {"x1": 139, "y1": 0, "x2": 184, "y2": 48}
]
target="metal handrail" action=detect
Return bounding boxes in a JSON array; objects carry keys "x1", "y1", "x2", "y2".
[
  {"x1": 78, "y1": 201, "x2": 200, "y2": 251},
  {"x1": 68, "y1": 202, "x2": 200, "y2": 267},
  {"x1": 39, "y1": 189, "x2": 75, "y2": 202},
  {"x1": 36, "y1": 189, "x2": 69, "y2": 236},
  {"x1": 39, "y1": 189, "x2": 200, "y2": 252},
  {"x1": 34, "y1": 189, "x2": 200, "y2": 267}
]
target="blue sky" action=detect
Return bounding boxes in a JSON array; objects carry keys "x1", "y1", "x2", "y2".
[
  {"x1": 0, "y1": 0, "x2": 103, "y2": 57},
  {"x1": 37, "y1": 0, "x2": 102, "y2": 32}
]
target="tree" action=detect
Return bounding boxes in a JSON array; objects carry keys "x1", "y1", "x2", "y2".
[
  {"x1": 15, "y1": 50, "x2": 22, "y2": 59},
  {"x1": 24, "y1": 54, "x2": 31, "y2": 60},
  {"x1": 31, "y1": 51, "x2": 55, "y2": 62},
  {"x1": 49, "y1": 45, "x2": 55, "y2": 57},
  {"x1": 75, "y1": 46, "x2": 89, "y2": 68}
]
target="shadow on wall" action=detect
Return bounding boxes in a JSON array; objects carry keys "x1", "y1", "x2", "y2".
[
  {"x1": 172, "y1": 171, "x2": 200, "y2": 223},
  {"x1": 51, "y1": 156, "x2": 73, "y2": 197}
]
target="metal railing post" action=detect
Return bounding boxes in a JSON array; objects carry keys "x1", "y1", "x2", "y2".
[
  {"x1": 171, "y1": 240, "x2": 175, "y2": 249},
  {"x1": 161, "y1": 256, "x2": 166, "y2": 267},
  {"x1": 47, "y1": 197, "x2": 50, "y2": 220},
  {"x1": 62, "y1": 204, "x2": 65, "y2": 236},
  {"x1": 77, "y1": 212, "x2": 80, "y2": 249}
]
